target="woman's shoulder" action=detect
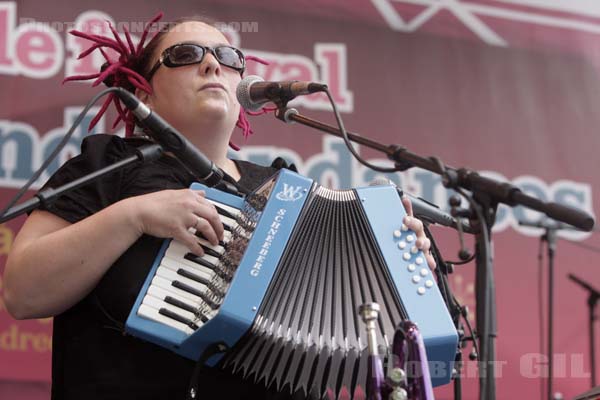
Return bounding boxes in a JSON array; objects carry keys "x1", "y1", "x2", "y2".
[
  {"x1": 79, "y1": 134, "x2": 154, "y2": 158},
  {"x1": 233, "y1": 157, "x2": 299, "y2": 192},
  {"x1": 233, "y1": 159, "x2": 278, "y2": 192}
]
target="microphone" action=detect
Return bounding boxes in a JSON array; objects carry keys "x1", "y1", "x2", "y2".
[
  {"x1": 370, "y1": 179, "x2": 475, "y2": 233},
  {"x1": 236, "y1": 75, "x2": 327, "y2": 111},
  {"x1": 115, "y1": 88, "x2": 224, "y2": 188}
]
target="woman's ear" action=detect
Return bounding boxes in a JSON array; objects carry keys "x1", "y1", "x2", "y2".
[{"x1": 134, "y1": 88, "x2": 153, "y2": 109}]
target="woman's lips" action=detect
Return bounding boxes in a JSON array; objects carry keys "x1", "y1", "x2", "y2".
[{"x1": 199, "y1": 83, "x2": 226, "y2": 91}]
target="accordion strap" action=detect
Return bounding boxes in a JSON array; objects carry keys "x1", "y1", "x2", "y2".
[{"x1": 186, "y1": 341, "x2": 229, "y2": 400}]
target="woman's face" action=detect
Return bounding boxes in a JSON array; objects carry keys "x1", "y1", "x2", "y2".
[{"x1": 144, "y1": 21, "x2": 242, "y2": 138}]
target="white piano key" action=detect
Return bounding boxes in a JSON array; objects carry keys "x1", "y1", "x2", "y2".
[{"x1": 137, "y1": 304, "x2": 194, "y2": 335}]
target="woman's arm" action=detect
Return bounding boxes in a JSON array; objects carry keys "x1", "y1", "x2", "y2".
[{"x1": 3, "y1": 189, "x2": 223, "y2": 320}]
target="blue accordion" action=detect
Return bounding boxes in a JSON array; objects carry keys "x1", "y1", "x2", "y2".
[{"x1": 125, "y1": 169, "x2": 458, "y2": 397}]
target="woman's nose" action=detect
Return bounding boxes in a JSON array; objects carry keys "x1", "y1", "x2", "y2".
[{"x1": 199, "y1": 50, "x2": 221, "y2": 76}]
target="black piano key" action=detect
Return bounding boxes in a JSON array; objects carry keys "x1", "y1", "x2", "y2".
[
  {"x1": 178, "y1": 268, "x2": 225, "y2": 297},
  {"x1": 171, "y1": 280, "x2": 218, "y2": 309},
  {"x1": 195, "y1": 230, "x2": 226, "y2": 247},
  {"x1": 183, "y1": 253, "x2": 230, "y2": 281},
  {"x1": 158, "y1": 307, "x2": 199, "y2": 330},
  {"x1": 200, "y1": 244, "x2": 222, "y2": 259},
  {"x1": 223, "y1": 222, "x2": 233, "y2": 232},
  {"x1": 177, "y1": 268, "x2": 209, "y2": 286},
  {"x1": 214, "y1": 205, "x2": 236, "y2": 220},
  {"x1": 184, "y1": 252, "x2": 216, "y2": 269},
  {"x1": 163, "y1": 296, "x2": 210, "y2": 324},
  {"x1": 164, "y1": 295, "x2": 196, "y2": 314}
]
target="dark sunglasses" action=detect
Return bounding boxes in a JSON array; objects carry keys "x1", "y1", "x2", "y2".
[{"x1": 146, "y1": 43, "x2": 246, "y2": 81}]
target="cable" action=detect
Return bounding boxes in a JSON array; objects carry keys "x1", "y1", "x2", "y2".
[
  {"x1": 560, "y1": 239, "x2": 600, "y2": 254},
  {"x1": 446, "y1": 253, "x2": 476, "y2": 266},
  {"x1": 0, "y1": 87, "x2": 119, "y2": 220},
  {"x1": 323, "y1": 88, "x2": 400, "y2": 173}
]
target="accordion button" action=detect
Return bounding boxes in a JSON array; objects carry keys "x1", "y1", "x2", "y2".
[
  {"x1": 425, "y1": 280, "x2": 434, "y2": 288},
  {"x1": 398, "y1": 241, "x2": 407, "y2": 249},
  {"x1": 415, "y1": 257, "x2": 424, "y2": 265},
  {"x1": 411, "y1": 246, "x2": 419, "y2": 254},
  {"x1": 406, "y1": 234, "x2": 414, "y2": 242},
  {"x1": 401, "y1": 224, "x2": 408, "y2": 232},
  {"x1": 420, "y1": 268, "x2": 429, "y2": 277},
  {"x1": 412, "y1": 275, "x2": 421, "y2": 284},
  {"x1": 407, "y1": 263, "x2": 416, "y2": 272},
  {"x1": 403, "y1": 253, "x2": 411, "y2": 261},
  {"x1": 393, "y1": 230, "x2": 402, "y2": 238},
  {"x1": 417, "y1": 287, "x2": 426, "y2": 295}
]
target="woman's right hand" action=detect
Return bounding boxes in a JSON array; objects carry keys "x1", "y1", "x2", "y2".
[
  {"x1": 4, "y1": 188, "x2": 226, "y2": 319},
  {"x1": 126, "y1": 189, "x2": 224, "y2": 256}
]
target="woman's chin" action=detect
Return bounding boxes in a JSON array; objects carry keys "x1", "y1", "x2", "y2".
[{"x1": 195, "y1": 101, "x2": 231, "y2": 120}]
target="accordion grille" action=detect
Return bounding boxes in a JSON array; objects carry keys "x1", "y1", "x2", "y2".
[{"x1": 223, "y1": 186, "x2": 408, "y2": 399}]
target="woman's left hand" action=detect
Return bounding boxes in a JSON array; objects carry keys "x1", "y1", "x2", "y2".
[{"x1": 401, "y1": 195, "x2": 436, "y2": 271}]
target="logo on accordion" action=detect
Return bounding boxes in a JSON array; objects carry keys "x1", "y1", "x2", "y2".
[{"x1": 275, "y1": 184, "x2": 304, "y2": 202}]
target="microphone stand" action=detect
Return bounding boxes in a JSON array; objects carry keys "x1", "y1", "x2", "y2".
[
  {"x1": 568, "y1": 274, "x2": 600, "y2": 388},
  {"x1": 0, "y1": 144, "x2": 163, "y2": 223},
  {"x1": 517, "y1": 220, "x2": 579, "y2": 400},
  {"x1": 273, "y1": 105, "x2": 595, "y2": 400}
]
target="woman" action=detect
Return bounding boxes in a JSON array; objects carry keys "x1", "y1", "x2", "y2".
[{"x1": 3, "y1": 15, "x2": 434, "y2": 400}]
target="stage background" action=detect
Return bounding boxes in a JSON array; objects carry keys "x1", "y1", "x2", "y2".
[{"x1": 1, "y1": 1, "x2": 599, "y2": 399}]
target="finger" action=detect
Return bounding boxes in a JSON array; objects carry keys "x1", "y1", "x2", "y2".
[
  {"x1": 416, "y1": 237, "x2": 431, "y2": 252},
  {"x1": 425, "y1": 252, "x2": 437, "y2": 271},
  {"x1": 193, "y1": 217, "x2": 220, "y2": 246},
  {"x1": 194, "y1": 203, "x2": 224, "y2": 243},
  {"x1": 192, "y1": 189, "x2": 206, "y2": 198},
  {"x1": 404, "y1": 215, "x2": 424, "y2": 235},
  {"x1": 401, "y1": 195, "x2": 414, "y2": 217},
  {"x1": 178, "y1": 229, "x2": 205, "y2": 257}
]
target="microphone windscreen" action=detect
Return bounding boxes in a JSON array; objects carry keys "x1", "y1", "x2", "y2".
[{"x1": 236, "y1": 75, "x2": 265, "y2": 112}]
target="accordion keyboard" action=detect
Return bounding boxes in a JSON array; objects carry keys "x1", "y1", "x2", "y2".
[{"x1": 136, "y1": 199, "x2": 244, "y2": 335}]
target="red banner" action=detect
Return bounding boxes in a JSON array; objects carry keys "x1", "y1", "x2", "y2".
[{"x1": 1, "y1": 1, "x2": 599, "y2": 399}]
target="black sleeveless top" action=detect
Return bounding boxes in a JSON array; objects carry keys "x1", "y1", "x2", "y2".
[{"x1": 41, "y1": 134, "x2": 288, "y2": 400}]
